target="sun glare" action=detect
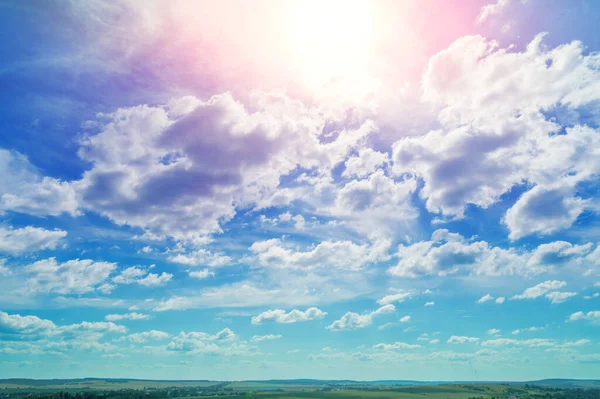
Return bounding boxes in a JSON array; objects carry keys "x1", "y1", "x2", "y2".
[{"x1": 285, "y1": 0, "x2": 378, "y2": 96}]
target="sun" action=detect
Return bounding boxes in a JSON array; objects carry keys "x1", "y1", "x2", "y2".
[{"x1": 284, "y1": 0, "x2": 378, "y2": 97}]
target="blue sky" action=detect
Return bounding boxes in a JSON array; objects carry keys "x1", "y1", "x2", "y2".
[{"x1": 1, "y1": 0, "x2": 600, "y2": 381}]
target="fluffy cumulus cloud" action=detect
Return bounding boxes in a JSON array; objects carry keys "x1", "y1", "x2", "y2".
[
  {"x1": 327, "y1": 304, "x2": 395, "y2": 331},
  {"x1": 251, "y1": 307, "x2": 327, "y2": 325},
  {"x1": 511, "y1": 280, "x2": 567, "y2": 301},
  {"x1": 373, "y1": 341, "x2": 421, "y2": 350},
  {"x1": 342, "y1": 148, "x2": 389, "y2": 179},
  {"x1": 165, "y1": 328, "x2": 245, "y2": 355},
  {"x1": 250, "y1": 237, "x2": 391, "y2": 272},
  {"x1": 168, "y1": 249, "x2": 232, "y2": 267},
  {"x1": 24, "y1": 258, "x2": 116, "y2": 295},
  {"x1": 74, "y1": 93, "x2": 373, "y2": 243},
  {"x1": 389, "y1": 229, "x2": 524, "y2": 277},
  {"x1": 0, "y1": 225, "x2": 67, "y2": 255},
  {"x1": 112, "y1": 266, "x2": 172, "y2": 287},
  {"x1": 477, "y1": 294, "x2": 494, "y2": 304},
  {"x1": 0, "y1": 150, "x2": 79, "y2": 217},
  {"x1": 393, "y1": 34, "x2": 600, "y2": 238},
  {"x1": 389, "y1": 230, "x2": 598, "y2": 278},
  {"x1": 568, "y1": 311, "x2": 600, "y2": 323}
]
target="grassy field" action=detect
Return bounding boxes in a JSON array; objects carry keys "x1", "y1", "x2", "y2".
[
  {"x1": 0, "y1": 379, "x2": 218, "y2": 391},
  {"x1": 170, "y1": 384, "x2": 528, "y2": 399}
]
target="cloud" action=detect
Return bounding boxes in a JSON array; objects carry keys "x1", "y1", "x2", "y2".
[
  {"x1": 105, "y1": 313, "x2": 151, "y2": 321},
  {"x1": 487, "y1": 329, "x2": 500, "y2": 335},
  {"x1": 377, "y1": 290, "x2": 414, "y2": 305},
  {"x1": 476, "y1": 0, "x2": 511, "y2": 24},
  {"x1": 389, "y1": 229, "x2": 528, "y2": 277},
  {"x1": 251, "y1": 334, "x2": 282, "y2": 342},
  {"x1": 168, "y1": 249, "x2": 232, "y2": 267},
  {"x1": 342, "y1": 148, "x2": 389, "y2": 179},
  {"x1": 505, "y1": 184, "x2": 588, "y2": 240},
  {"x1": 495, "y1": 297, "x2": 506, "y2": 304},
  {"x1": 0, "y1": 311, "x2": 56, "y2": 335},
  {"x1": 250, "y1": 237, "x2": 390, "y2": 272},
  {"x1": 251, "y1": 307, "x2": 327, "y2": 324},
  {"x1": 74, "y1": 92, "x2": 372, "y2": 243},
  {"x1": 400, "y1": 315, "x2": 411, "y2": 323},
  {"x1": 113, "y1": 266, "x2": 173, "y2": 287},
  {"x1": 0, "y1": 225, "x2": 67, "y2": 255},
  {"x1": 527, "y1": 241, "x2": 592, "y2": 267},
  {"x1": 511, "y1": 280, "x2": 567, "y2": 300},
  {"x1": 123, "y1": 330, "x2": 170, "y2": 343},
  {"x1": 481, "y1": 338, "x2": 554, "y2": 347},
  {"x1": 327, "y1": 304, "x2": 395, "y2": 331},
  {"x1": 0, "y1": 149, "x2": 79, "y2": 217},
  {"x1": 188, "y1": 269, "x2": 215, "y2": 279},
  {"x1": 137, "y1": 272, "x2": 173, "y2": 286},
  {"x1": 425, "y1": 301, "x2": 435, "y2": 307},
  {"x1": 477, "y1": 294, "x2": 494, "y2": 304},
  {"x1": 393, "y1": 34, "x2": 600, "y2": 238},
  {"x1": 568, "y1": 311, "x2": 600, "y2": 323},
  {"x1": 512, "y1": 326, "x2": 545, "y2": 335},
  {"x1": 24, "y1": 258, "x2": 116, "y2": 295},
  {"x1": 165, "y1": 328, "x2": 244, "y2": 355},
  {"x1": 447, "y1": 336, "x2": 480, "y2": 344},
  {"x1": 545, "y1": 291, "x2": 577, "y2": 304},
  {"x1": 373, "y1": 341, "x2": 421, "y2": 351}
]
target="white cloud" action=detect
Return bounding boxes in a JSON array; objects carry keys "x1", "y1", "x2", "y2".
[
  {"x1": 62, "y1": 321, "x2": 127, "y2": 334},
  {"x1": 377, "y1": 290, "x2": 414, "y2": 305},
  {"x1": 165, "y1": 328, "x2": 243, "y2": 355},
  {"x1": 123, "y1": 330, "x2": 170, "y2": 343},
  {"x1": 424, "y1": 301, "x2": 435, "y2": 307},
  {"x1": 342, "y1": 148, "x2": 389, "y2": 178},
  {"x1": 24, "y1": 258, "x2": 116, "y2": 295},
  {"x1": 568, "y1": 311, "x2": 600, "y2": 323},
  {"x1": 113, "y1": 266, "x2": 172, "y2": 287},
  {"x1": 389, "y1": 229, "x2": 528, "y2": 277},
  {"x1": 400, "y1": 315, "x2": 411, "y2": 323},
  {"x1": 393, "y1": 35, "x2": 600, "y2": 238},
  {"x1": 487, "y1": 329, "x2": 500, "y2": 335},
  {"x1": 447, "y1": 336, "x2": 479, "y2": 344},
  {"x1": 74, "y1": 92, "x2": 373, "y2": 243},
  {"x1": 477, "y1": 294, "x2": 494, "y2": 304},
  {"x1": 168, "y1": 249, "x2": 232, "y2": 267},
  {"x1": 250, "y1": 237, "x2": 390, "y2": 272},
  {"x1": 373, "y1": 341, "x2": 421, "y2": 350},
  {"x1": 327, "y1": 304, "x2": 395, "y2": 331},
  {"x1": 0, "y1": 225, "x2": 67, "y2": 255},
  {"x1": 505, "y1": 184, "x2": 588, "y2": 240},
  {"x1": 511, "y1": 280, "x2": 567, "y2": 300},
  {"x1": 495, "y1": 297, "x2": 506, "y2": 304},
  {"x1": 429, "y1": 339, "x2": 440, "y2": 344},
  {"x1": 0, "y1": 311, "x2": 56, "y2": 335},
  {"x1": 545, "y1": 291, "x2": 577, "y2": 304},
  {"x1": 482, "y1": 338, "x2": 554, "y2": 347},
  {"x1": 188, "y1": 269, "x2": 215, "y2": 279},
  {"x1": 137, "y1": 272, "x2": 173, "y2": 286},
  {"x1": 251, "y1": 307, "x2": 327, "y2": 324},
  {"x1": 512, "y1": 326, "x2": 544, "y2": 335},
  {"x1": 0, "y1": 149, "x2": 79, "y2": 217},
  {"x1": 251, "y1": 334, "x2": 282, "y2": 342},
  {"x1": 476, "y1": 0, "x2": 511, "y2": 24},
  {"x1": 105, "y1": 313, "x2": 151, "y2": 321}
]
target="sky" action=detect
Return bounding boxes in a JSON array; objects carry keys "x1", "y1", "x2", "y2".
[{"x1": 1, "y1": 0, "x2": 600, "y2": 382}]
